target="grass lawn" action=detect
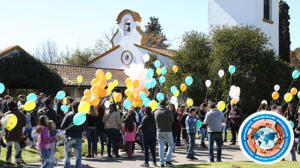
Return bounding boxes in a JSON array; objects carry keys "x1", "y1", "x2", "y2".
[{"x1": 176, "y1": 161, "x2": 300, "y2": 168}]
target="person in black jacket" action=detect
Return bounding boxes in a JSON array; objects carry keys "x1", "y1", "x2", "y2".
[
  {"x1": 228, "y1": 104, "x2": 241, "y2": 145},
  {"x1": 180, "y1": 107, "x2": 190, "y2": 149},
  {"x1": 37, "y1": 97, "x2": 57, "y2": 127},
  {"x1": 95, "y1": 99, "x2": 106, "y2": 157},
  {"x1": 223, "y1": 104, "x2": 231, "y2": 142},
  {"x1": 198, "y1": 103, "x2": 207, "y2": 148},
  {"x1": 85, "y1": 106, "x2": 98, "y2": 158}
]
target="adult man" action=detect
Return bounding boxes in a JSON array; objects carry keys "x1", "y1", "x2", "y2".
[
  {"x1": 17, "y1": 95, "x2": 25, "y2": 110},
  {"x1": 61, "y1": 102, "x2": 86, "y2": 168},
  {"x1": 2, "y1": 95, "x2": 11, "y2": 114},
  {"x1": 154, "y1": 99, "x2": 174, "y2": 167},
  {"x1": 5, "y1": 101, "x2": 26, "y2": 167},
  {"x1": 203, "y1": 102, "x2": 225, "y2": 162},
  {"x1": 37, "y1": 97, "x2": 57, "y2": 126},
  {"x1": 228, "y1": 104, "x2": 241, "y2": 145}
]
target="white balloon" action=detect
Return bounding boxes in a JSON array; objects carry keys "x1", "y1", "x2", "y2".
[
  {"x1": 170, "y1": 96, "x2": 178, "y2": 109},
  {"x1": 205, "y1": 80, "x2": 211, "y2": 88},
  {"x1": 143, "y1": 54, "x2": 150, "y2": 63},
  {"x1": 104, "y1": 101, "x2": 111, "y2": 109},
  {"x1": 261, "y1": 100, "x2": 268, "y2": 105},
  {"x1": 218, "y1": 70, "x2": 225, "y2": 78},
  {"x1": 274, "y1": 84, "x2": 280, "y2": 91}
]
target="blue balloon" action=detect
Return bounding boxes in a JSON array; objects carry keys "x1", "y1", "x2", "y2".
[
  {"x1": 139, "y1": 92, "x2": 147, "y2": 101},
  {"x1": 145, "y1": 80, "x2": 151, "y2": 90},
  {"x1": 196, "y1": 120, "x2": 202, "y2": 129},
  {"x1": 298, "y1": 91, "x2": 300, "y2": 99},
  {"x1": 150, "y1": 78, "x2": 157, "y2": 88},
  {"x1": 73, "y1": 112, "x2": 86, "y2": 126},
  {"x1": 161, "y1": 67, "x2": 167, "y2": 75},
  {"x1": 156, "y1": 93, "x2": 165, "y2": 102},
  {"x1": 27, "y1": 93, "x2": 37, "y2": 102},
  {"x1": 171, "y1": 86, "x2": 178, "y2": 94},
  {"x1": 61, "y1": 105, "x2": 69, "y2": 113},
  {"x1": 154, "y1": 60, "x2": 161, "y2": 69},
  {"x1": 185, "y1": 76, "x2": 193, "y2": 86},
  {"x1": 292, "y1": 70, "x2": 300, "y2": 79},
  {"x1": 159, "y1": 76, "x2": 166, "y2": 84},
  {"x1": 123, "y1": 99, "x2": 132, "y2": 110},
  {"x1": 143, "y1": 98, "x2": 151, "y2": 106},
  {"x1": 56, "y1": 90, "x2": 66, "y2": 100},
  {"x1": 0, "y1": 83, "x2": 5, "y2": 94},
  {"x1": 228, "y1": 65, "x2": 236, "y2": 75},
  {"x1": 290, "y1": 121, "x2": 294, "y2": 128},
  {"x1": 146, "y1": 69, "x2": 154, "y2": 79}
]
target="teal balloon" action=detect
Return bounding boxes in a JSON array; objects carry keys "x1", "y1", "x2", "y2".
[
  {"x1": 154, "y1": 60, "x2": 161, "y2": 69},
  {"x1": 159, "y1": 76, "x2": 166, "y2": 84},
  {"x1": 156, "y1": 93, "x2": 165, "y2": 102},
  {"x1": 143, "y1": 98, "x2": 151, "y2": 106},
  {"x1": 145, "y1": 80, "x2": 151, "y2": 90},
  {"x1": 228, "y1": 65, "x2": 236, "y2": 75},
  {"x1": 289, "y1": 121, "x2": 295, "y2": 128},
  {"x1": 139, "y1": 92, "x2": 147, "y2": 101},
  {"x1": 123, "y1": 99, "x2": 132, "y2": 110},
  {"x1": 0, "y1": 83, "x2": 5, "y2": 94},
  {"x1": 146, "y1": 69, "x2": 154, "y2": 79},
  {"x1": 292, "y1": 70, "x2": 300, "y2": 79},
  {"x1": 298, "y1": 91, "x2": 300, "y2": 99},
  {"x1": 161, "y1": 67, "x2": 167, "y2": 75},
  {"x1": 171, "y1": 86, "x2": 178, "y2": 94},
  {"x1": 27, "y1": 93, "x2": 37, "y2": 102},
  {"x1": 196, "y1": 120, "x2": 202, "y2": 129},
  {"x1": 56, "y1": 90, "x2": 66, "y2": 100},
  {"x1": 61, "y1": 105, "x2": 69, "y2": 113},
  {"x1": 73, "y1": 112, "x2": 86, "y2": 126},
  {"x1": 185, "y1": 76, "x2": 193, "y2": 86},
  {"x1": 150, "y1": 78, "x2": 157, "y2": 88}
]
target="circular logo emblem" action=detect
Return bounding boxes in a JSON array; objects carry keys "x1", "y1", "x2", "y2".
[{"x1": 238, "y1": 111, "x2": 294, "y2": 164}]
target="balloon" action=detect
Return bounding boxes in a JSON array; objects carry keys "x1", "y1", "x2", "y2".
[
  {"x1": 171, "y1": 86, "x2": 178, "y2": 94},
  {"x1": 290, "y1": 121, "x2": 294, "y2": 128},
  {"x1": 149, "y1": 100, "x2": 158, "y2": 111},
  {"x1": 272, "y1": 92, "x2": 279, "y2": 100},
  {"x1": 91, "y1": 78, "x2": 99, "y2": 86},
  {"x1": 56, "y1": 91, "x2": 66, "y2": 100},
  {"x1": 112, "y1": 80, "x2": 119, "y2": 87},
  {"x1": 161, "y1": 67, "x2": 167, "y2": 75},
  {"x1": 123, "y1": 99, "x2": 132, "y2": 110},
  {"x1": 61, "y1": 105, "x2": 69, "y2": 113},
  {"x1": 27, "y1": 93, "x2": 37, "y2": 102},
  {"x1": 84, "y1": 89, "x2": 92, "y2": 97},
  {"x1": 218, "y1": 70, "x2": 225, "y2": 78},
  {"x1": 143, "y1": 98, "x2": 151, "y2": 106},
  {"x1": 90, "y1": 96, "x2": 100, "y2": 106},
  {"x1": 228, "y1": 65, "x2": 236, "y2": 75},
  {"x1": 186, "y1": 98, "x2": 193, "y2": 106},
  {"x1": 146, "y1": 69, "x2": 154, "y2": 79},
  {"x1": 230, "y1": 99, "x2": 237, "y2": 105},
  {"x1": 298, "y1": 91, "x2": 300, "y2": 99},
  {"x1": 105, "y1": 72, "x2": 112, "y2": 81},
  {"x1": 196, "y1": 120, "x2": 202, "y2": 129},
  {"x1": 125, "y1": 78, "x2": 133, "y2": 87},
  {"x1": 221, "y1": 122, "x2": 226, "y2": 127},
  {"x1": 154, "y1": 60, "x2": 161, "y2": 69},
  {"x1": 145, "y1": 80, "x2": 151, "y2": 90},
  {"x1": 95, "y1": 70, "x2": 105, "y2": 80},
  {"x1": 91, "y1": 85, "x2": 100, "y2": 95},
  {"x1": 139, "y1": 92, "x2": 147, "y2": 101},
  {"x1": 133, "y1": 80, "x2": 140, "y2": 89},
  {"x1": 156, "y1": 93, "x2": 165, "y2": 102},
  {"x1": 180, "y1": 83, "x2": 187, "y2": 92},
  {"x1": 104, "y1": 101, "x2": 111, "y2": 109},
  {"x1": 261, "y1": 100, "x2": 268, "y2": 105},
  {"x1": 73, "y1": 112, "x2": 86, "y2": 126},
  {"x1": 115, "y1": 93, "x2": 122, "y2": 102},
  {"x1": 0, "y1": 82, "x2": 5, "y2": 94},
  {"x1": 125, "y1": 89, "x2": 131, "y2": 97},
  {"x1": 81, "y1": 96, "x2": 90, "y2": 102},
  {"x1": 143, "y1": 54, "x2": 150, "y2": 63},
  {"x1": 292, "y1": 70, "x2": 300, "y2": 79},
  {"x1": 174, "y1": 90, "x2": 180, "y2": 97},
  {"x1": 291, "y1": 88, "x2": 298, "y2": 96},
  {"x1": 172, "y1": 65, "x2": 178, "y2": 73},
  {"x1": 274, "y1": 84, "x2": 280, "y2": 91},
  {"x1": 284, "y1": 93, "x2": 293, "y2": 103},
  {"x1": 6, "y1": 114, "x2": 18, "y2": 131},
  {"x1": 217, "y1": 101, "x2": 226, "y2": 111},
  {"x1": 185, "y1": 76, "x2": 193, "y2": 86},
  {"x1": 156, "y1": 68, "x2": 161, "y2": 75},
  {"x1": 78, "y1": 102, "x2": 90, "y2": 114},
  {"x1": 24, "y1": 101, "x2": 36, "y2": 111},
  {"x1": 63, "y1": 97, "x2": 67, "y2": 104},
  {"x1": 77, "y1": 75, "x2": 83, "y2": 84},
  {"x1": 107, "y1": 82, "x2": 114, "y2": 90},
  {"x1": 205, "y1": 80, "x2": 211, "y2": 88},
  {"x1": 159, "y1": 76, "x2": 166, "y2": 84},
  {"x1": 149, "y1": 78, "x2": 157, "y2": 88}
]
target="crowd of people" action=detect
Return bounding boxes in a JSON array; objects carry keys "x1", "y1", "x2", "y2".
[{"x1": 0, "y1": 93, "x2": 300, "y2": 168}]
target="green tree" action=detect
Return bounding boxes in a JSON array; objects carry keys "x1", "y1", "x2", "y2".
[
  {"x1": 279, "y1": 0, "x2": 291, "y2": 63},
  {"x1": 62, "y1": 48, "x2": 95, "y2": 66},
  {"x1": 145, "y1": 17, "x2": 169, "y2": 49}
]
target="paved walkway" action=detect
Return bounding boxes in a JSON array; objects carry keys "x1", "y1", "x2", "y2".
[{"x1": 27, "y1": 138, "x2": 299, "y2": 168}]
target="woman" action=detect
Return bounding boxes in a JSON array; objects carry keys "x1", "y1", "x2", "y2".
[
  {"x1": 285, "y1": 104, "x2": 297, "y2": 125},
  {"x1": 86, "y1": 106, "x2": 98, "y2": 158},
  {"x1": 103, "y1": 103, "x2": 122, "y2": 158},
  {"x1": 198, "y1": 103, "x2": 207, "y2": 147},
  {"x1": 139, "y1": 107, "x2": 157, "y2": 167},
  {"x1": 95, "y1": 100, "x2": 106, "y2": 157}
]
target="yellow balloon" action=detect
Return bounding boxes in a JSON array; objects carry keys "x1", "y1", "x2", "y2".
[
  {"x1": 77, "y1": 75, "x2": 83, "y2": 84},
  {"x1": 156, "y1": 68, "x2": 161, "y2": 75},
  {"x1": 230, "y1": 99, "x2": 237, "y2": 105},
  {"x1": 284, "y1": 93, "x2": 293, "y2": 103},
  {"x1": 24, "y1": 101, "x2": 36, "y2": 111},
  {"x1": 113, "y1": 92, "x2": 117, "y2": 98},
  {"x1": 108, "y1": 82, "x2": 114, "y2": 90},
  {"x1": 106, "y1": 89, "x2": 112, "y2": 96},
  {"x1": 186, "y1": 98, "x2": 193, "y2": 106},
  {"x1": 149, "y1": 100, "x2": 158, "y2": 112},
  {"x1": 6, "y1": 114, "x2": 18, "y2": 131},
  {"x1": 78, "y1": 101, "x2": 90, "y2": 114},
  {"x1": 63, "y1": 97, "x2": 67, "y2": 104},
  {"x1": 125, "y1": 78, "x2": 133, "y2": 87},
  {"x1": 217, "y1": 101, "x2": 226, "y2": 111},
  {"x1": 172, "y1": 65, "x2": 178, "y2": 73},
  {"x1": 105, "y1": 72, "x2": 112, "y2": 81},
  {"x1": 113, "y1": 80, "x2": 119, "y2": 87},
  {"x1": 174, "y1": 90, "x2": 180, "y2": 97}
]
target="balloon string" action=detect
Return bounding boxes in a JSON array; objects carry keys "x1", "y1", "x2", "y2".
[
  {"x1": 216, "y1": 79, "x2": 221, "y2": 101},
  {"x1": 205, "y1": 87, "x2": 208, "y2": 104}
]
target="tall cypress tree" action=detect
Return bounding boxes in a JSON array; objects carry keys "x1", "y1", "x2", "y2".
[
  {"x1": 145, "y1": 17, "x2": 169, "y2": 49},
  {"x1": 279, "y1": 0, "x2": 291, "y2": 62}
]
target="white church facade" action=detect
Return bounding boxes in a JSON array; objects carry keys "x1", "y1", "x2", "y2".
[
  {"x1": 88, "y1": 9, "x2": 174, "y2": 70},
  {"x1": 208, "y1": 0, "x2": 279, "y2": 57}
]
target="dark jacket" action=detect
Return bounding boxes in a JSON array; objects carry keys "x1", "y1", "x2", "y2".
[
  {"x1": 5, "y1": 110, "x2": 26, "y2": 141},
  {"x1": 228, "y1": 109, "x2": 241, "y2": 128},
  {"x1": 154, "y1": 106, "x2": 174, "y2": 132},
  {"x1": 139, "y1": 115, "x2": 156, "y2": 134},
  {"x1": 180, "y1": 113, "x2": 188, "y2": 129},
  {"x1": 61, "y1": 111, "x2": 86, "y2": 139},
  {"x1": 37, "y1": 106, "x2": 58, "y2": 126},
  {"x1": 2, "y1": 100, "x2": 9, "y2": 114},
  {"x1": 198, "y1": 109, "x2": 207, "y2": 128}
]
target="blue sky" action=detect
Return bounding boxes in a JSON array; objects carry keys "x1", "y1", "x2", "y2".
[{"x1": 0, "y1": 0, "x2": 299, "y2": 54}]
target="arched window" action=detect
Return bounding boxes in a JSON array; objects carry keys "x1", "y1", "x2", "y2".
[{"x1": 124, "y1": 19, "x2": 131, "y2": 36}]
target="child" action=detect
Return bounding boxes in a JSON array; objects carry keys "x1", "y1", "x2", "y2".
[
  {"x1": 186, "y1": 108, "x2": 198, "y2": 160},
  {"x1": 37, "y1": 115, "x2": 56, "y2": 168},
  {"x1": 48, "y1": 120, "x2": 58, "y2": 165},
  {"x1": 122, "y1": 113, "x2": 136, "y2": 158}
]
